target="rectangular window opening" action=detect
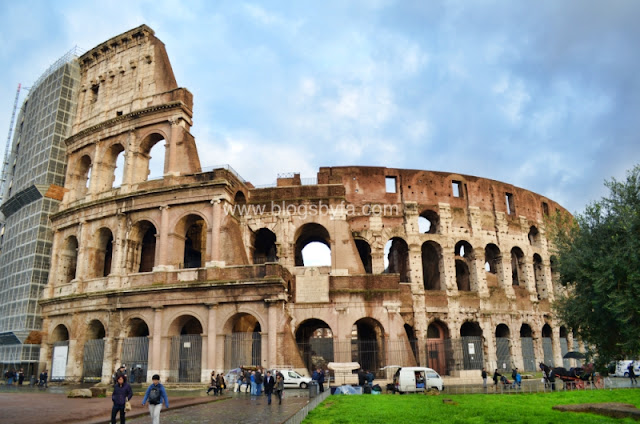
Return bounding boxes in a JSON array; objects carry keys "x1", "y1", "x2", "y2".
[
  {"x1": 542, "y1": 202, "x2": 549, "y2": 216},
  {"x1": 506, "y1": 193, "x2": 514, "y2": 215},
  {"x1": 452, "y1": 180, "x2": 463, "y2": 198},
  {"x1": 385, "y1": 176, "x2": 397, "y2": 193}
]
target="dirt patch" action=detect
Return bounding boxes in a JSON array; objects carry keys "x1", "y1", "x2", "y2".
[{"x1": 553, "y1": 402, "x2": 640, "y2": 420}]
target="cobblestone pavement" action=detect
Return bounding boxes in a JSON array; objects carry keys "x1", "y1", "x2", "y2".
[
  {"x1": 0, "y1": 385, "x2": 311, "y2": 424},
  {"x1": 128, "y1": 392, "x2": 311, "y2": 424}
]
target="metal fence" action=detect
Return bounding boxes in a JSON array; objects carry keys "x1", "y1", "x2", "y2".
[
  {"x1": 542, "y1": 337, "x2": 553, "y2": 366},
  {"x1": 169, "y1": 335, "x2": 201, "y2": 383},
  {"x1": 82, "y1": 339, "x2": 104, "y2": 382},
  {"x1": 521, "y1": 337, "x2": 536, "y2": 371},
  {"x1": 495, "y1": 337, "x2": 512, "y2": 371},
  {"x1": 121, "y1": 337, "x2": 149, "y2": 383},
  {"x1": 224, "y1": 332, "x2": 261, "y2": 370}
]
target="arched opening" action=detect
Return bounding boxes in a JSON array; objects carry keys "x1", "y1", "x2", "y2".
[
  {"x1": 147, "y1": 136, "x2": 165, "y2": 180},
  {"x1": 560, "y1": 326, "x2": 570, "y2": 368},
  {"x1": 418, "y1": 210, "x2": 439, "y2": 234},
  {"x1": 426, "y1": 320, "x2": 450, "y2": 375},
  {"x1": 533, "y1": 254, "x2": 545, "y2": 299},
  {"x1": 511, "y1": 247, "x2": 525, "y2": 286},
  {"x1": 50, "y1": 324, "x2": 70, "y2": 382},
  {"x1": 105, "y1": 143, "x2": 125, "y2": 190},
  {"x1": 181, "y1": 215, "x2": 206, "y2": 269},
  {"x1": 234, "y1": 191, "x2": 246, "y2": 205},
  {"x1": 295, "y1": 223, "x2": 331, "y2": 267},
  {"x1": 83, "y1": 320, "x2": 105, "y2": 382},
  {"x1": 384, "y1": 237, "x2": 410, "y2": 282},
  {"x1": 295, "y1": 319, "x2": 334, "y2": 374},
  {"x1": 404, "y1": 324, "x2": 419, "y2": 365},
  {"x1": 168, "y1": 315, "x2": 203, "y2": 382},
  {"x1": 550, "y1": 255, "x2": 559, "y2": 291},
  {"x1": 455, "y1": 241, "x2": 474, "y2": 291},
  {"x1": 542, "y1": 324, "x2": 553, "y2": 366},
  {"x1": 528, "y1": 226, "x2": 540, "y2": 247},
  {"x1": 354, "y1": 238, "x2": 372, "y2": 274},
  {"x1": 122, "y1": 318, "x2": 150, "y2": 384},
  {"x1": 224, "y1": 313, "x2": 262, "y2": 370},
  {"x1": 126, "y1": 220, "x2": 157, "y2": 273},
  {"x1": 460, "y1": 322, "x2": 483, "y2": 370},
  {"x1": 60, "y1": 236, "x2": 78, "y2": 284},
  {"x1": 520, "y1": 323, "x2": 536, "y2": 371},
  {"x1": 352, "y1": 318, "x2": 385, "y2": 377},
  {"x1": 139, "y1": 226, "x2": 157, "y2": 272},
  {"x1": 455, "y1": 260, "x2": 470, "y2": 291},
  {"x1": 484, "y1": 244, "x2": 502, "y2": 288},
  {"x1": 495, "y1": 324, "x2": 512, "y2": 371},
  {"x1": 74, "y1": 154, "x2": 92, "y2": 199},
  {"x1": 253, "y1": 228, "x2": 278, "y2": 264},
  {"x1": 91, "y1": 228, "x2": 113, "y2": 278},
  {"x1": 422, "y1": 241, "x2": 441, "y2": 290}
]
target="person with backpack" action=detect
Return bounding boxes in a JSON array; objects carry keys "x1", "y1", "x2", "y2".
[
  {"x1": 142, "y1": 374, "x2": 169, "y2": 424},
  {"x1": 111, "y1": 374, "x2": 133, "y2": 424}
]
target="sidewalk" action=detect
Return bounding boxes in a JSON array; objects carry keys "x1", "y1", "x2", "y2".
[{"x1": 0, "y1": 386, "x2": 311, "y2": 424}]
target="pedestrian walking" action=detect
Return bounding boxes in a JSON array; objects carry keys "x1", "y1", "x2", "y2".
[
  {"x1": 111, "y1": 375, "x2": 133, "y2": 424},
  {"x1": 481, "y1": 367, "x2": 487, "y2": 389},
  {"x1": 142, "y1": 374, "x2": 169, "y2": 424},
  {"x1": 628, "y1": 363, "x2": 637, "y2": 385},
  {"x1": 492, "y1": 369, "x2": 501, "y2": 390},
  {"x1": 264, "y1": 371, "x2": 275, "y2": 405},
  {"x1": 38, "y1": 369, "x2": 48, "y2": 388},
  {"x1": 17, "y1": 368, "x2": 24, "y2": 385},
  {"x1": 275, "y1": 374, "x2": 284, "y2": 405}
]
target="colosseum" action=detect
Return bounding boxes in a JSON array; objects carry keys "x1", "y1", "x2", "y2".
[{"x1": 39, "y1": 25, "x2": 577, "y2": 384}]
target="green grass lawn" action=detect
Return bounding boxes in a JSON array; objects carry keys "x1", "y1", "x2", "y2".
[{"x1": 303, "y1": 389, "x2": 640, "y2": 423}]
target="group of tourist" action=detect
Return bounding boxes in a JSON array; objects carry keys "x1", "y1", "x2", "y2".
[
  {"x1": 3, "y1": 367, "x2": 48, "y2": 387},
  {"x1": 110, "y1": 364, "x2": 169, "y2": 424},
  {"x1": 232, "y1": 367, "x2": 285, "y2": 405}
]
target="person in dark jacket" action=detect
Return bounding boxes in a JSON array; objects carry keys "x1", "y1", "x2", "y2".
[
  {"x1": 142, "y1": 374, "x2": 169, "y2": 424},
  {"x1": 264, "y1": 371, "x2": 275, "y2": 405},
  {"x1": 111, "y1": 375, "x2": 133, "y2": 424},
  {"x1": 492, "y1": 369, "x2": 502, "y2": 390},
  {"x1": 358, "y1": 368, "x2": 366, "y2": 386}
]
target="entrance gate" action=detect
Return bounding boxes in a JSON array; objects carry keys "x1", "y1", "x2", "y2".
[
  {"x1": 121, "y1": 337, "x2": 149, "y2": 383},
  {"x1": 169, "y1": 335, "x2": 201, "y2": 383},
  {"x1": 82, "y1": 339, "x2": 104, "y2": 382},
  {"x1": 461, "y1": 336, "x2": 484, "y2": 370},
  {"x1": 495, "y1": 337, "x2": 511, "y2": 371},
  {"x1": 224, "y1": 332, "x2": 261, "y2": 370}
]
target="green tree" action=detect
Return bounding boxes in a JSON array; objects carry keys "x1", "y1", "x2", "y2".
[{"x1": 549, "y1": 165, "x2": 640, "y2": 365}]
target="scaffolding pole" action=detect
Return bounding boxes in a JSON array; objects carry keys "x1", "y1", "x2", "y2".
[{"x1": 0, "y1": 83, "x2": 22, "y2": 205}]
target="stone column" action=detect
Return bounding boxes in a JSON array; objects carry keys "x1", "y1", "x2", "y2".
[
  {"x1": 166, "y1": 119, "x2": 181, "y2": 176},
  {"x1": 266, "y1": 300, "x2": 278, "y2": 368},
  {"x1": 206, "y1": 198, "x2": 224, "y2": 267},
  {"x1": 112, "y1": 213, "x2": 128, "y2": 275},
  {"x1": 155, "y1": 206, "x2": 170, "y2": 270},
  {"x1": 260, "y1": 332, "x2": 268, "y2": 368},
  {"x1": 101, "y1": 336, "x2": 114, "y2": 384},
  {"x1": 206, "y1": 303, "x2": 218, "y2": 375},
  {"x1": 76, "y1": 220, "x2": 89, "y2": 282},
  {"x1": 148, "y1": 307, "x2": 164, "y2": 381},
  {"x1": 552, "y1": 326, "x2": 563, "y2": 368}
]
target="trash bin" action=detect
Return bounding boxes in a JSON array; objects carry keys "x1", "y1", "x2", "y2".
[{"x1": 308, "y1": 381, "x2": 319, "y2": 397}]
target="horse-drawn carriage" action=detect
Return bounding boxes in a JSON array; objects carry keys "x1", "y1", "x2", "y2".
[{"x1": 539, "y1": 363, "x2": 603, "y2": 390}]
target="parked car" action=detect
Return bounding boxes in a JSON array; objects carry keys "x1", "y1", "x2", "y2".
[
  {"x1": 392, "y1": 366, "x2": 444, "y2": 393},
  {"x1": 615, "y1": 360, "x2": 640, "y2": 377},
  {"x1": 275, "y1": 369, "x2": 312, "y2": 388}
]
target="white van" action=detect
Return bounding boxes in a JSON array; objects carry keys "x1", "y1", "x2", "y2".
[
  {"x1": 615, "y1": 360, "x2": 640, "y2": 377},
  {"x1": 392, "y1": 367, "x2": 444, "y2": 393},
  {"x1": 278, "y1": 369, "x2": 312, "y2": 388}
]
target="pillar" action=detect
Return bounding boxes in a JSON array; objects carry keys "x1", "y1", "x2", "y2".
[
  {"x1": 155, "y1": 206, "x2": 170, "y2": 270},
  {"x1": 206, "y1": 198, "x2": 224, "y2": 267},
  {"x1": 206, "y1": 303, "x2": 218, "y2": 374},
  {"x1": 148, "y1": 307, "x2": 164, "y2": 381}
]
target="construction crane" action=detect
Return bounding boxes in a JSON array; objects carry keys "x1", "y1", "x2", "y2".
[{"x1": 0, "y1": 83, "x2": 22, "y2": 205}]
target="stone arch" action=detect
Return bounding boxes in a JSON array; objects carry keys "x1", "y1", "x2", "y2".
[
  {"x1": 354, "y1": 237, "x2": 372, "y2": 274},
  {"x1": 541, "y1": 323, "x2": 554, "y2": 366},
  {"x1": 252, "y1": 228, "x2": 278, "y2": 264},
  {"x1": 384, "y1": 237, "x2": 410, "y2": 282},
  {"x1": 223, "y1": 312, "x2": 263, "y2": 370},
  {"x1": 83, "y1": 319, "x2": 106, "y2": 382},
  {"x1": 122, "y1": 317, "x2": 150, "y2": 384},
  {"x1": 495, "y1": 324, "x2": 512, "y2": 371},
  {"x1": 175, "y1": 213, "x2": 208, "y2": 268},
  {"x1": 70, "y1": 154, "x2": 93, "y2": 200},
  {"x1": 51, "y1": 324, "x2": 70, "y2": 343},
  {"x1": 520, "y1": 323, "x2": 536, "y2": 372},
  {"x1": 167, "y1": 314, "x2": 203, "y2": 383},
  {"x1": 418, "y1": 209, "x2": 439, "y2": 234},
  {"x1": 484, "y1": 243, "x2": 502, "y2": 288},
  {"x1": 136, "y1": 132, "x2": 167, "y2": 182},
  {"x1": 455, "y1": 241, "x2": 474, "y2": 291},
  {"x1": 89, "y1": 227, "x2": 114, "y2": 278},
  {"x1": 126, "y1": 317, "x2": 150, "y2": 337},
  {"x1": 460, "y1": 321, "x2": 484, "y2": 370},
  {"x1": 352, "y1": 317, "x2": 385, "y2": 376},
  {"x1": 59, "y1": 235, "x2": 79, "y2": 284},
  {"x1": 528, "y1": 225, "x2": 540, "y2": 247},
  {"x1": 533, "y1": 254, "x2": 545, "y2": 298},
  {"x1": 234, "y1": 191, "x2": 247, "y2": 205},
  {"x1": 86, "y1": 319, "x2": 106, "y2": 339},
  {"x1": 100, "y1": 142, "x2": 125, "y2": 191},
  {"x1": 422, "y1": 241, "x2": 441, "y2": 290},
  {"x1": 426, "y1": 319, "x2": 450, "y2": 375},
  {"x1": 294, "y1": 223, "x2": 331, "y2": 267},
  {"x1": 511, "y1": 247, "x2": 525, "y2": 286},
  {"x1": 128, "y1": 220, "x2": 157, "y2": 273},
  {"x1": 295, "y1": 319, "x2": 334, "y2": 373}
]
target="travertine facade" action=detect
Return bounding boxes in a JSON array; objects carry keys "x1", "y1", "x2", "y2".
[{"x1": 39, "y1": 26, "x2": 577, "y2": 384}]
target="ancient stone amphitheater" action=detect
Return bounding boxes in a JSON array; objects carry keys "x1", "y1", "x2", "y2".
[{"x1": 39, "y1": 25, "x2": 576, "y2": 384}]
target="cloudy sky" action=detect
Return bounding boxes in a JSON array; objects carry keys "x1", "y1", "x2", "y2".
[{"x1": 0, "y1": 0, "x2": 638, "y2": 214}]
